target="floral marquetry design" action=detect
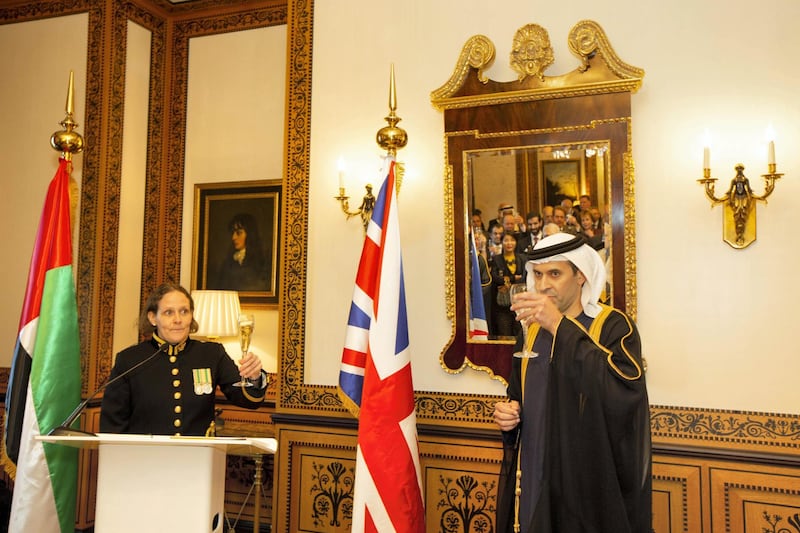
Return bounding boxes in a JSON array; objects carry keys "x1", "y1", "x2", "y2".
[
  {"x1": 310, "y1": 461, "x2": 354, "y2": 531},
  {"x1": 416, "y1": 393, "x2": 497, "y2": 422},
  {"x1": 436, "y1": 474, "x2": 496, "y2": 533},
  {"x1": 761, "y1": 510, "x2": 800, "y2": 533},
  {"x1": 650, "y1": 405, "x2": 800, "y2": 452}
]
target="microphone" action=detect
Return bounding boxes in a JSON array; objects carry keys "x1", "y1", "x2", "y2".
[{"x1": 48, "y1": 342, "x2": 169, "y2": 437}]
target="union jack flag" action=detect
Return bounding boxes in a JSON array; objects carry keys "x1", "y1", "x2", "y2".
[
  {"x1": 469, "y1": 230, "x2": 489, "y2": 340},
  {"x1": 338, "y1": 156, "x2": 425, "y2": 532}
]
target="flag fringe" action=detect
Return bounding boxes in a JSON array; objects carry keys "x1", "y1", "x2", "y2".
[
  {"x1": 337, "y1": 385, "x2": 361, "y2": 419},
  {"x1": 0, "y1": 445, "x2": 18, "y2": 481}
]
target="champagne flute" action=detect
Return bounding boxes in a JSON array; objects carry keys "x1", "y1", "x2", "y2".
[
  {"x1": 233, "y1": 314, "x2": 255, "y2": 387},
  {"x1": 509, "y1": 283, "x2": 538, "y2": 359}
]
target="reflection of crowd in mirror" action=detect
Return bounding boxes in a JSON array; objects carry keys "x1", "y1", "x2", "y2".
[
  {"x1": 215, "y1": 213, "x2": 270, "y2": 292},
  {"x1": 516, "y1": 212, "x2": 543, "y2": 255},
  {"x1": 487, "y1": 224, "x2": 504, "y2": 260},
  {"x1": 487, "y1": 203, "x2": 515, "y2": 231},
  {"x1": 579, "y1": 210, "x2": 603, "y2": 250},
  {"x1": 471, "y1": 195, "x2": 615, "y2": 337},
  {"x1": 490, "y1": 231, "x2": 526, "y2": 339},
  {"x1": 471, "y1": 208, "x2": 486, "y2": 233}
]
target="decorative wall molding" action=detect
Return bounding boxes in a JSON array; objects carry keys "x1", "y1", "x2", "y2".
[{"x1": 651, "y1": 405, "x2": 800, "y2": 455}]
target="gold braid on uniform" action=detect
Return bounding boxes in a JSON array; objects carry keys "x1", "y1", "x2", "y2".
[{"x1": 152, "y1": 333, "x2": 187, "y2": 356}]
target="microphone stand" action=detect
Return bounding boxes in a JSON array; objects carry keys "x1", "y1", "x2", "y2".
[{"x1": 48, "y1": 342, "x2": 168, "y2": 437}]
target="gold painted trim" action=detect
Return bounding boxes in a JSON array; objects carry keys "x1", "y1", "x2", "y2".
[
  {"x1": 443, "y1": 163, "x2": 456, "y2": 322},
  {"x1": 431, "y1": 20, "x2": 644, "y2": 110},
  {"x1": 568, "y1": 20, "x2": 644, "y2": 79},
  {"x1": 444, "y1": 117, "x2": 628, "y2": 141},
  {"x1": 623, "y1": 149, "x2": 638, "y2": 321},
  {"x1": 433, "y1": 79, "x2": 643, "y2": 111},
  {"x1": 429, "y1": 34, "x2": 496, "y2": 102}
]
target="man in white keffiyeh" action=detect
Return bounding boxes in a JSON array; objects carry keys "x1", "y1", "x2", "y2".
[
  {"x1": 493, "y1": 232, "x2": 652, "y2": 533},
  {"x1": 525, "y1": 232, "x2": 607, "y2": 317}
]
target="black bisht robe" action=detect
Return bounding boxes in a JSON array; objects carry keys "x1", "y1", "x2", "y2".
[{"x1": 497, "y1": 305, "x2": 652, "y2": 533}]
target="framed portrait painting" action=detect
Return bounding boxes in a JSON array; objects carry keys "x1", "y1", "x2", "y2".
[{"x1": 192, "y1": 180, "x2": 281, "y2": 306}]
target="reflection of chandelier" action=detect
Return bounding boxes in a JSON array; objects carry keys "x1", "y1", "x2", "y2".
[
  {"x1": 551, "y1": 146, "x2": 607, "y2": 159},
  {"x1": 584, "y1": 146, "x2": 607, "y2": 158}
]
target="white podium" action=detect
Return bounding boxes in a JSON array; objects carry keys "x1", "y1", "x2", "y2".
[{"x1": 38, "y1": 433, "x2": 277, "y2": 533}]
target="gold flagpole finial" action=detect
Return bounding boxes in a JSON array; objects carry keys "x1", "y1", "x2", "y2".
[
  {"x1": 50, "y1": 70, "x2": 84, "y2": 162},
  {"x1": 376, "y1": 63, "x2": 407, "y2": 157},
  {"x1": 389, "y1": 63, "x2": 397, "y2": 112}
]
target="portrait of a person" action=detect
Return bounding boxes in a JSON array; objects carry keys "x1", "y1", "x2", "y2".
[{"x1": 215, "y1": 212, "x2": 270, "y2": 292}]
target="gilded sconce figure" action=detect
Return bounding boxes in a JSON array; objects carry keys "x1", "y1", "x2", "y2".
[{"x1": 698, "y1": 163, "x2": 783, "y2": 249}]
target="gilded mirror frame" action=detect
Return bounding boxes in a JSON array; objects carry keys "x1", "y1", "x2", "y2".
[{"x1": 432, "y1": 21, "x2": 643, "y2": 383}]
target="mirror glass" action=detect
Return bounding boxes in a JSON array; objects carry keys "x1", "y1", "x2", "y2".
[{"x1": 466, "y1": 142, "x2": 612, "y2": 342}]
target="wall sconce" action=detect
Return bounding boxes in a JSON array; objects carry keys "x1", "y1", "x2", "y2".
[
  {"x1": 335, "y1": 64, "x2": 407, "y2": 231},
  {"x1": 334, "y1": 160, "x2": 377, "y2": 232},
  {"x1": 697, "y1": 138, "x2": 783, "y2": 249}
]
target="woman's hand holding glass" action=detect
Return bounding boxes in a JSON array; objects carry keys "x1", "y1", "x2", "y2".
[
  {"x1": 232, "y1": 314, "x2": 261, "y2": 387},
  {"x1": 236, "y1": 350, "x2": 263, "y2": 386},
  {"x1": 510, "y1": 283, "x2": 538, "y2": 359}
]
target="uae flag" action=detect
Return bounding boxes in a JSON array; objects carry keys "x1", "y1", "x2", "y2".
[
  {"x1": 338, "y1": 156, "x2": 425, "y2": 532},
  {"x1": 3, "y1": 157, "x2": 81, "y2": 532}
]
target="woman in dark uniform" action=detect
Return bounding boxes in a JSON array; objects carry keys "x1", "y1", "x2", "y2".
[{"x1": 100, "y1": 283, "x2": 266, "y2": 435}]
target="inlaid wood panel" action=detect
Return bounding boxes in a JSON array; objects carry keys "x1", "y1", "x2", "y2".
[
  {"x1": 419, "y1": 437, "x2": 502, "y2": 533},
  {"x1": 274, "y1": 422, "x2": 505, "y2": 533},
  {"x1": 275, "y1": 425, "x2": 357, "y2": 533},
  {"x1": 709, "y1": 466, "x2": 800, "y2": 533},
  {"x1": 652, "y1": 460, "x2": 704, "y2": 533}
]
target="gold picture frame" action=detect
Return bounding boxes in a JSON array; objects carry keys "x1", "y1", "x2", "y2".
[
  {"x1": 192, "y1": 180, "x2": 281, "y2": 306},
  {"x1": 541, "y1": 159, "x2": 582, "y2": 208}
]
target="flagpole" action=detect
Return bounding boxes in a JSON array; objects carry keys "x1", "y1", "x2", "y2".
[
  {"x1": 337, "y1": 64, "x2": 409, "y2": 230},
  {"x1": 376, "y1": 63, "x2": 408, "y2": 194},
  {"x1": 50, "y1": 70, "x2": 84, "y2": 161},
  {"x1": 49, "y1": 70, "x2": 84, "y2": 230},
  {"x1": 376, "y1": 63, "x2": 407, "y2": 157}
]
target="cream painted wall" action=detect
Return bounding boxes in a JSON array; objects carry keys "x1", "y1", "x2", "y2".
[
  {"x1": 0, "y1": 14, "x2": 87, "y2": 365},
  {"x1": 181, "y1": 25, "x2": 288, "y2": 373},
  {"x1": 113, "y1": 21, "x2": 151, "y2": 356},
  {"x1": 0, "y1": 18, "x2": 286, "y2": 375},
  {"x1": 2, "y1": 3, "x2": 798, "y2": 416},
  {"x1": 304, "y1": 0, "x2": 800, "y2": 413}
]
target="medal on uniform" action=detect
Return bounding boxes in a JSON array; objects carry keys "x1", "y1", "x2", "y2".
[{"x1": 192, "y1": 368, "x2": 213, "y2": 395}]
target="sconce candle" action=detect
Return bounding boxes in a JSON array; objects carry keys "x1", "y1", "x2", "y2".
[
  {"x1": 703, "y1": 146, "x2": 710, "y2": 170},
  {"x1": 768, "y1": 140, "x2": 775, "y2": 166},
  {"x1": 337, "y1": 158, "x2": 345, "y2": 190}
]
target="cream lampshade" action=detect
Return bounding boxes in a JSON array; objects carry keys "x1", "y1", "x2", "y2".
[{"x1": 191, "y1": 290, "x2": 240, "y2": 339}]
